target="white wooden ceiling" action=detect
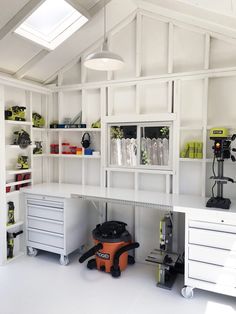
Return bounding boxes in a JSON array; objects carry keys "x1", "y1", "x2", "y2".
[{"x1": 0, "y1": 0, "x2": 236, "y2": 84}]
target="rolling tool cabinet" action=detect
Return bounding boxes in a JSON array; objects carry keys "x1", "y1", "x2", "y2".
[
  {"x1": 25, "y1": 193, "x2": 89, "y2": 265},
  {"x1": 182, "y1": 211, "x2": 236, "y2": 298}
]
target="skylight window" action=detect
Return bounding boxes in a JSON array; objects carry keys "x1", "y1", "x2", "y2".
[{"x1": 15, "y1": 0, "x2": 88, "y2": 50}]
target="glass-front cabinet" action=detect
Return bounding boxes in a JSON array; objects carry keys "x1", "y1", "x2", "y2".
[{"x1": 108, "y1": 123, "x2": 172, "y2": 170}]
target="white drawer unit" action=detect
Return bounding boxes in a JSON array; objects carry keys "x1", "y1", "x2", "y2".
[
  {"x1": 182, "y1": 212, "x2": 236, "y2": 299},
  {"x1": 25, "y1": 193, "x2": 89, "y2": 266}
]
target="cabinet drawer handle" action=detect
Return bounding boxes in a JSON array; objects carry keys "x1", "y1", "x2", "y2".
[
  {"x1": 28, "y1": 228, "x2": 64, "y2": 238},
  {"x1": 28, "y1": 216, "x2": 63, "y2": 225},
  {"x1": 28, "y1": 204, "x2": 63, "y2": 212}
]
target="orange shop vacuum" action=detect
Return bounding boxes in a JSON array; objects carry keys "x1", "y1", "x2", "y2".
[{"x1": 79, "y1": 221, "x2": 140, "y2": 277}]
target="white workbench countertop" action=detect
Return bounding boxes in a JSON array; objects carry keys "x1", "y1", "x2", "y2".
[{"x1": 22, "y1": 183, "x2": 236, "y2": 215}]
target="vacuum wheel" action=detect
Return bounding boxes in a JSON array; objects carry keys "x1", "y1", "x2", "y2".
[
  {"x1": 128, "y1": 255, "x2": 135, "y2": 265},
  {"x1": 60, "y1": 255, "x2": 69, "y2": 266},
  {"x1": 181, "y1": 286, "x2": 194, "y2": 299},
  {"x1": 87, "y1": 259, "x2": 97, "y2": 270},
  {"x1": 27, "y1": 247, "x2": 38, "y2": 257},
  {"x1": 110, "y1": 266, "x2": 121, "y2": 278}
]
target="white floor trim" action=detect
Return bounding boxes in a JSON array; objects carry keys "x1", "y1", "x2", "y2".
[{"x1": 0, "y1": 252, "x2": 235, "y2": 314}]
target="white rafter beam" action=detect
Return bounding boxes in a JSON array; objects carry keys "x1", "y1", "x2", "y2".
[
  {"x1": 89, "y1": 0, "x2": 112, "y2": 17},
  {"x1": 14, "y1": 49, "x2": 49, "y2": 79},
  {"x1": 0, "y1": 0, "x2": 46, "y2": 41},
  {"x1": 66, "y1": 0, "x2": 91, "y2": 19}
]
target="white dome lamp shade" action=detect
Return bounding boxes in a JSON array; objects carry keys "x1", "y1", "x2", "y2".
[{"x1": 84, "y1": 2, "x2": 124, "y2": 71}]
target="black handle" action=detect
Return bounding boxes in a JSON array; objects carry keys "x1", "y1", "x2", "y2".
[
  {"x1": 112, "y1": 242, "x2": 140, "y2": 270},
  {"x1": 79, "y1": 243, "x2": 103, "y2": 263}
]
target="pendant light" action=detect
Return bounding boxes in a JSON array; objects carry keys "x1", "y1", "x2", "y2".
[{"x1": 84, "y1": 1, "x2": 124, "y2": 71}]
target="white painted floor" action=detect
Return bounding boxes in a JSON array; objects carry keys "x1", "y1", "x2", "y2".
[{"x1": 0, "y1": 252, "x2": 235, "y2": 314}]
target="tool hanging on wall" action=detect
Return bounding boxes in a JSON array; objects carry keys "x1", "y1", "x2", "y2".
[
  {"x1": 13, "y1": 129, "x2": 31, "y2": 148},
  {"x1": 16, "y1": 156, "x2": 29, "y2": 169},
  {"x1": 206, "y1": 127, "x2": 236, "y2": 209},
  {"x1": 79, "y1": 221, "x2": 139, "y2": 277},
  {"x1": 7, "y1": 202, "x2": 15, "y2": 226},
  {"x1": 33, "y1": 141, "x2": 43, "y2": 154},
  {"x1": 146, "y1": 214, "x2": 181, "y2": 290},
  {"x1": 5, "y1": 106, "x2": 26, "y2": 121},
  {"x1": 32, "y1": 112, "x2": 45, "y2": 128},
  {"x1": 7, "y1": 231, "x2": 23, "y2": 259},
  {"x1": 81, "y1": 132, "x2": 91, "y2": 149}
]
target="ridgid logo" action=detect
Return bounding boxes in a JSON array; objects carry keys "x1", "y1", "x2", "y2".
[{"x1": 96, "y1": 251, "x2": 110, "y2": 260}]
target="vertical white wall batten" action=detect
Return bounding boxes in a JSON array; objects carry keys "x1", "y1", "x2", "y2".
[
  {"x1": 136, "y1": 11, "x2": 142, "y2": 77},
  {"x1": 204, "y1": 34, "x2": 211, "y2": 70},
  {"x1": 168, "y1": 23, "x2": 174, "y2": 74},
  {"x1": 0, "y1": 85, "x2": 6, "y2": 265}
]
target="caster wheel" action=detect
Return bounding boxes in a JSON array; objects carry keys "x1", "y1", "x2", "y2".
[
  {"x1": 128, "y1": 255, "x2": 135, "y2": 265},
  {"x1": 110, "y1": 266, "x2": 121, "y2": 278},
  {"x1": 181, "y1": 286, "x2": 194, "y2": 299},
  {"x1": 87, "y1": 259, "x2": 97, "y2": 270},
  {"x1": 60, "y1": 255, "x2": 69, "y2": 266},
  {"x1": 27, "y1": 247, "x2": 38, "y2": 257}
]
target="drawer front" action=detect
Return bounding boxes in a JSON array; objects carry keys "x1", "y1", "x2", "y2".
[
  {"x1": 28, "y1": 229, "x2": 64, "y2": 248},
  {"x1": 189, "y1": 228, "x2": 236, "y2": 251},
  {"x1": 28, "y1": 216, "x2": 64, "y2": 234},
  {"x1": 188, "y1": 261, "x2": 236, "y2": 287},
  {"x1": 28, "y1": 205, "x2": 63, "y2": 221},
  {"x1": 26, "y1": 194, "x2": 64, "y2": 204},
  {"x1": 188, "y1": 212, "x2": 236, "y2": 226},
  {"x1": 189, "y1": 220, "x2": 236, "y2": 234},
  {"x1": 189, "y1": 244, "x2": 236, "y2": 269}
]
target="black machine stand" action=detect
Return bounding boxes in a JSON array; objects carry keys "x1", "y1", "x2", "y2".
[{"x1": 206, "y1": 130, "x2": 236, "y2": 210}]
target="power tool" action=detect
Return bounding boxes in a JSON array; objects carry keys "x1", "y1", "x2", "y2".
[
  {"x1": 7, "y1": 202, "x2": 15, "y2": 226},
  {"x1": 146, "y1": 214, "x2": 181, "y2": 290},
  {"x1": 32, "y1": 112, "x2": 45, "y2": 128},
  {"x1": 206, "y1": 127, "x2": 236, "y2": 209},
  {"x1": 13, "y1": 130, "x2": 31, "y2": 148},
  {"x1": 16, "y1": 156, "x2": 29, "y2": 169},
  {"x1": 79, "y1": 221, "x2": 139, "y2": 277},
  {"x1": 33, "y1": 141, "x2": 43, "y2": 154},
  {"x1": 7, "y1": 231, "x2": 23, "y2": 259},
  {"x1": 5, "y1": 106, "x2": 26, "y2": 121}
]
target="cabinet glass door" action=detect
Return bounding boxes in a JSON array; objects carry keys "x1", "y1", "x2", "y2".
[
  {"x1": 110, "y1": 125, "x2": 137, "y2": 167},
  {"x1": 140, "y1": 126, "x2": 170, "y2": 167}
]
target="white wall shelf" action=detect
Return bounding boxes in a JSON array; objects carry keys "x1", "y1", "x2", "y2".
[
  {"x1": 48, "y1": 154, "x2": 101, "y2": 159},
  {"x1": 6, "y1": 169, "x2": 32, "y2": 175},
  {"x1": 179, "y1": 158, "x2": 204, "y2": 163},
  {"x1": 5, "y1": 120, "x2": 32, "y2": 126},
  {"x1": 6, "y1": 179, "x2": 32, "y2": 188},
  {"x1": 48, "y1": 128, "x2": 101, "y2": 132},
  {"x1": 6, "y1": 221, "x2": 24, "y2": 231}
]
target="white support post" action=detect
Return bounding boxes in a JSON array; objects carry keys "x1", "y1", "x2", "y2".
[
  {"x1": 202, "y1": 77, "x2": 209, "y2": 197},
  {"x1": 168, "y1": 22, "x2": 174, "y2": 74},
  {"x1": 168, "y1": 80, "x2": 173, "y2": 113},
  {"x1": 27, "y1": 91, "x2": 34, "y2": 185},
  {"x1": 81, "y1": 55, "x2": 87, "y2": 84},
  {"x1": 0, "y1": 85, "x2": 7, "y2": 265},
  {"x1": 136, "y1": 83, "x2": 141, "y2": 115},
  {"x1": 100, "y1": 87, "x2": 106, "y2": 187},
  {"x1": 136, "y1": 11, "x2": 142, "y2": 78},
  {"x1": 172, "y1": 80, "x2": 181, "y2": 194},
  {"x1": 204, "y1": 34, "x2": 211, "y2": 70}
]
